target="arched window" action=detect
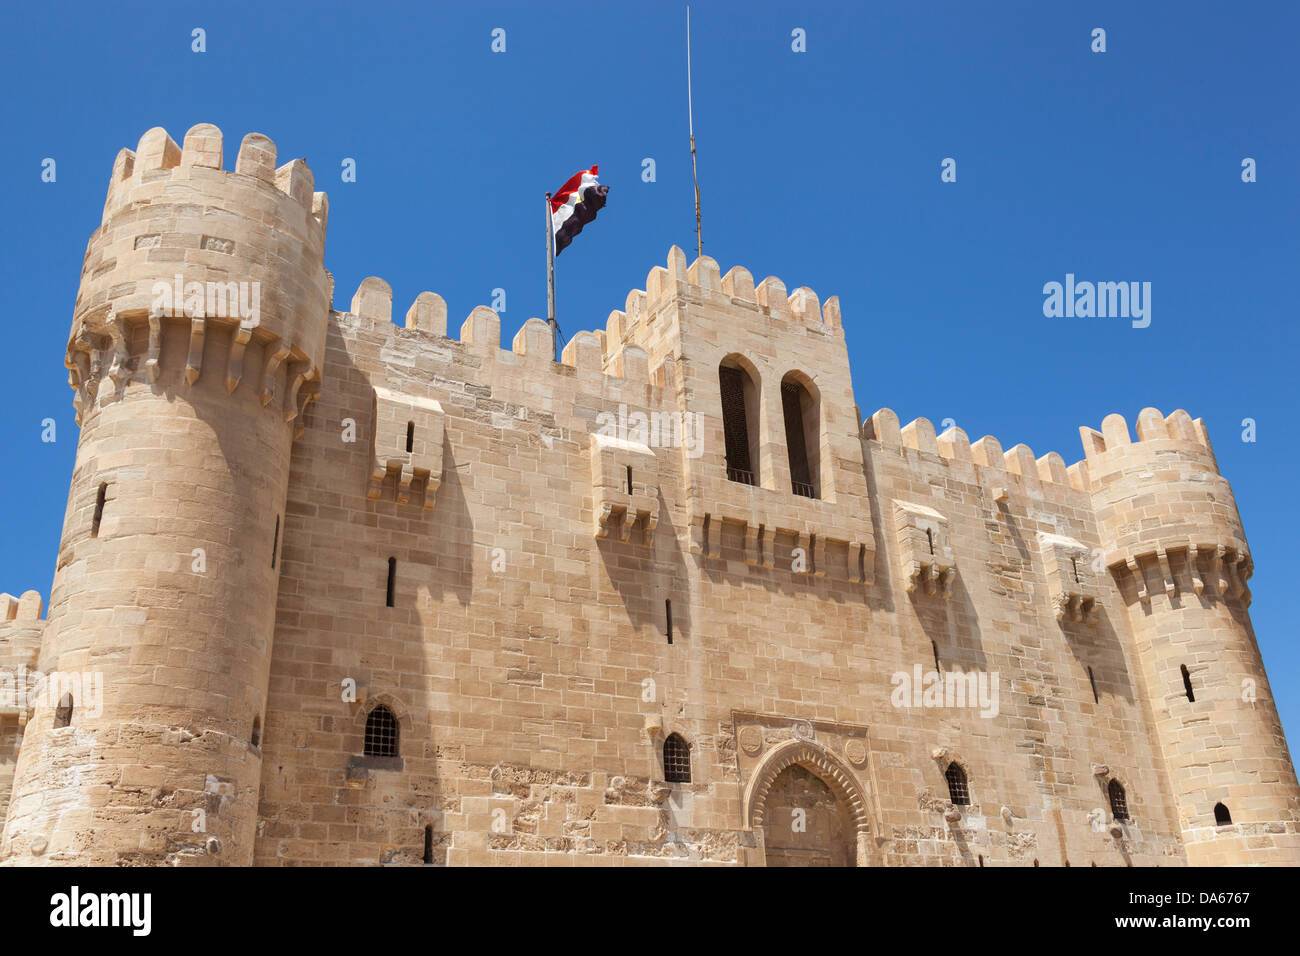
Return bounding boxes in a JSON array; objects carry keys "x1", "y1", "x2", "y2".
[
  {"x1": 663, "y1": 733, "x2": 691, "y2": 783},
  {"x1": 1108, "y1": 779, "x2": 1129, "y2": 822},
  {"x1": 54, "y1": 693, "x2": 73, "y2": 728},
  {"x1": 364, "y1": 705, "x2": 399, "y2": 757},
  {"x1": 386, "y1": 557, "x2": 397, "y2": 608},
  {"x1": 251, "y1": 716, "x2": 262, "y2": 749},
  {"x1": 1181, "y1": 664, "x2": 1195, "y2": 702},
  {"x1": 945, "y1": 762, "x2": 970, "y2": 805},
  {"x1": 780, "y1": 374, "x2": 820, "y2": 498},
  {"x1": 423, "y1": 825, "x2": 434, "y2": 864},
  {"x1": 718, "y1": 359, "x2": 759, "y2": 486},
  {"x1": 1214, "y1": 802, "x2": 1232, "y2": 826}
]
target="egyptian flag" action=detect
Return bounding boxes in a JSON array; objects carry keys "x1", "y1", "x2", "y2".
[{"x1": 550, "y1": 165, "x2": 609, "y2": 256}]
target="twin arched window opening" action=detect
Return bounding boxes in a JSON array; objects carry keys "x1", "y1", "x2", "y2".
[{"x1": 718, "y1": 361, "x2": 820, "y2": 499}]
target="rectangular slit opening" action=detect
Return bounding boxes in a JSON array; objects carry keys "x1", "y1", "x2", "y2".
[{"x1": 92, "y1": 482, "x2": 107, "y2": 537}]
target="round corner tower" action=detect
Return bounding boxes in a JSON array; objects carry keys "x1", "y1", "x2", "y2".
[
  {"x1": 0, "y1": 124, "x2": 329, "y2": 865},
  {"x1": 1083, "y1": 407, "x2": 1300, "y2": 865}
]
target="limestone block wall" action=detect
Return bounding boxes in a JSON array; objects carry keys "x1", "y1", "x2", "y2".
[
  {"x1": 248, "y1": 250, "x2": 1223, "y2": 867},
  {"x1": 0, "y1": 593, "x2": 43, "y2": 828}
]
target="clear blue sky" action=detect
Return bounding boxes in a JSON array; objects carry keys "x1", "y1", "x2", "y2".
[{"x1": 2, "y1": 1, "x2": 1296, "y2": 742}]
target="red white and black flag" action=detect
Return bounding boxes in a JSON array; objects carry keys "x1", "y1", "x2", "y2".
[{"x1": 550, "y1": 165, "x2": 609, "y2": 256}]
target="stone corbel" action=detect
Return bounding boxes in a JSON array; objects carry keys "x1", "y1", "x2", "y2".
[
  {"x1": 145, "y1": 311, "x2": 163, "y2": 381},
  {"x1": 106, "y1": 309, "x2": 131, "y2": 388},
  {"x1": 744, "y1": 523, "x2": 762, "y2": 567},
  {"x1": 595, "y1": 501, "x2": 618, "y2": 539},
  {"x1": 184, "y1": 316, "x2": 205, "y2": 385},
  {"x1": 1212, "y1": 545, "x2": 1228, "y2": 596},
  {"x1": 689, "y1": 513, "x2": 708, "y2": 556},
  {"x1": 1156, "y1": 547, "x2": 1176, "y2": 597},
  {"x1": 617, "y1": 508, "x2": 637, "y2": 543},
  {"x1": 260, "y1": 343, "x2": 291, "y2": 406},
  {"x1": 793, "y1": 531, "x2": 810, "y2": 574},
  {"x1": 1126, "y1": 556, "x2": 1148, "y2": 601},
  {"x1": 226, "y1": 325, "x2": 252, "y2": 393}
]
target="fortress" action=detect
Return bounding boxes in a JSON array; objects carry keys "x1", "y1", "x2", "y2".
[{"x1": 1, "y1": 123, "x2": 1297, "y2": 866}]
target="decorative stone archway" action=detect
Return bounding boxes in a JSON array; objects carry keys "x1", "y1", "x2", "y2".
[{"x1": 744, "y1": 739, "x2": 873, "y2": 866}]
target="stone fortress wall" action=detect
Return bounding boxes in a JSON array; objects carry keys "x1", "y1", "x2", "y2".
[{"x1": 1, "y1": 125, "x2": 1295, "y2": 866}]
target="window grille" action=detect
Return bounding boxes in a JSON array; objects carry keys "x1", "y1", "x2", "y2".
[
  {"x1": 365, "y1": 705, "x2": 399, "y2": 757},
  {"x1": 663, "y1": 733, "x2": 691, "y2": 783},
  {"x1": 946, "y1": 762, "x2": 970, "y2": 805},
  {"x1": 1108, "y1": 779, "x2": 1129, "y2": 822}
]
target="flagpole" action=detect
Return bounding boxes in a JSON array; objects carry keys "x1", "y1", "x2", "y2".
[
  {"x1": 545, "y1": 191, "x2": 558, "y2": 360},
  {"x1": 687, "y1": 5, "x2": 702, "y2": 258}
]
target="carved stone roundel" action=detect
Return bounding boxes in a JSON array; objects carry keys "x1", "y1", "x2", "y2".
[{"x1": 844, "y1": 738, "x2": 868, "y2": 768}]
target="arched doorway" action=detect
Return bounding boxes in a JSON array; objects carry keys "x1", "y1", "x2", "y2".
[
  {"x1": 761, "y1": 764, "x2": 856, "y2": 866},
  {"x1": 744, "y1": 739, "x2": 872, "y2": 867}
]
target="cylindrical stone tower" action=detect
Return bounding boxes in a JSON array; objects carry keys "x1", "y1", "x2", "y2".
[
  {"x1": 1084, "y1": 407, "x2": 1300, "y2": 865},
  {"x1": 0, "y1": 124, "x2": 328, "y2": 865}
]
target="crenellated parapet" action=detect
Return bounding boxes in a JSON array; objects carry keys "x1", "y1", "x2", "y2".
[
  {"x1": 861, "y1": 405, "x2": 1251, "y2": 606},
  {"x1": 342, "y1": 276, "x2": 657, "y2": 391},
  {"x1": 1077, "y1": 408, "x2": 1250, "y2": 604},
  {"x1": 68, "y1": 124, "x2": 330, "y2": 436},
  {"x1": 604, "y1": 246, "x2": 843, "y2": 374},
  {"x1": 0, "y1": 592, "x2": 44, "y2": 721},
  {"x1": 864, "y1": 408, "x2": 1092, "y2": 497}
]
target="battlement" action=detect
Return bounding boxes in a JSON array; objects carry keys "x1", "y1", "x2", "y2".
[
  {"x1": 341, "y1": 275, "x2": 657, "y2": 394},
  {"x1": 864, "y1": 408, "x2": 1092, "y2": 496},
  {"x1": 68, "y1": 124, "x2": 332, "y2": 434},
  {"x1": 1078, "y1": 407, "x2": 1217, "y2": 475},
  {"x1": 100, "y1": 124, "x2": 327, "y2": 234},
  {"x1": 605, "y1": 247, "x2": 843, "y2": 361},
  {"x1": 1072, "y1": 408, "x2": 1248, "y2": 603},
  {"x1": 342, "y1": 246, "x2": 844, "y2": 401},
  {"x1": 0, "y1": 591, "x2": 44, "y2": 712},
  {"x1": 0, "y1": 592, "x2": 42, "y2": 624}
]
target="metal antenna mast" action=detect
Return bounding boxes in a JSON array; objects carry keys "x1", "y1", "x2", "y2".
[{"x1": 687, "y1": 6, "x2": 702, "y2": 258}]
